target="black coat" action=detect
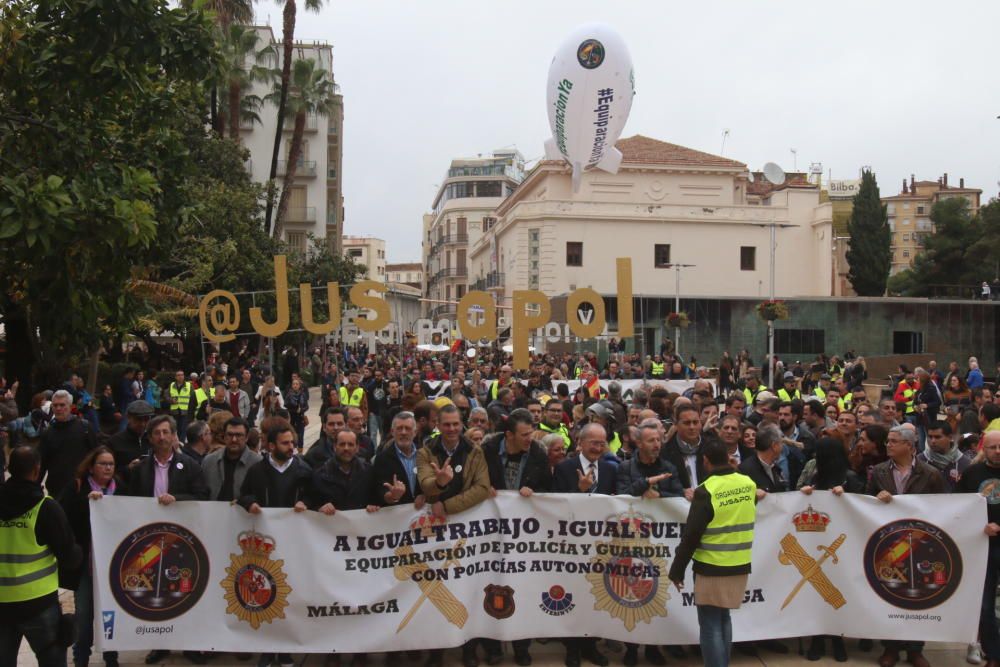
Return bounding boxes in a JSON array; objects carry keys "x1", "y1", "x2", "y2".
[
  {"x1": 58, "y1": 477, "x2": 121, "y2": 589},
  {"x1": 124, "y1": 451, "x2": 209, "y2": 500},
  {"x1": 615, "y1": 457, "x2": 684, "y2": 497},
  {"x1": 552, "y1": 455, "x2": 617, "y2": 495},
  {"x1": 309, "y1": 457, "x2": 375, "y2": 511},
  {"x1": 371, "y1": 440, "x2": 423, "y2": 506},
  {"x1": 480, "y1": 433, "x2": 552, "y2": 493},
  {"x1": 660, "y1": 435, "x2": 710, "y2": 490},
  {"x1": 739, "y1": 455, "x2": 788, "y2": 493},
  {"x1": 106, "y1": 426, "x2": 149, "y2": 482},
  {"x1": 0, "y1": 479, "x2": 82, "y2": 623},
  {"x1": 39, "y1": 417, "x2": 97, "y2": 499},
  {"x1": 237, "y1": 455, "x2": 313, "y2": 510}
]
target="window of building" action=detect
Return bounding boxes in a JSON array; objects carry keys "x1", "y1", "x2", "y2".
[
  {"x1": 893, "y1": 331, "x2": 924, "y2": 354},
  {"x1": 887, "y1": 203, "x2": 895, "y2": 214},
  {"x1": 477, "y1": 181, "x2": 502, "y2": 198},
  {"x1": 740, "y1": 246, "x2": 756, "y2": 271},
  {"x1": 903, "y1": 219, "x2": 911, "y2": 227},
  {"x1": 903, "y1": 202, "x2": 910, "y2": 210},
  {"x1": 775, "y1": 329, "x2": 826, "y2": 355},
  {"x1": 484, "y1": 216, "x2": 496, "y2": 231},
  {"x1": 903, "y1": 250, "x2": 910, "y2": 258},
  {"x1": 348, "y1": 249, "x2": 362, "y2": 258},
  {"x1": 285, "y1": 231, "x2": 307, "y2": 255},
  {"x1": 654, "y1": 244, "x2": 671, "y2": 268},
  {"x1": 566, "y1": 242, "x2": 583, "y2": 267},
  {"x1": 902, "y1": 233, "x2": 909, "y2": 241},
  {"x1": 917, "y1": 205, "x2": 925, "y2": 214}
]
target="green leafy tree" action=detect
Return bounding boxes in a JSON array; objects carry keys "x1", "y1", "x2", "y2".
[
  {"x1": 263, "y1": 0, "x2": 324, "y2": 235},
  {"x1": 0, "y1": 0, "x2": 219, "y2": 400},
  {"x1": 886, "y1": 197, "x2": 985, "y2": 297},
  {"x1": 845, "y1": 169, "x2": 892, "y2": 296},
  {"x1": 266, "y1": 58, "x2": 338, "y2": 239}
]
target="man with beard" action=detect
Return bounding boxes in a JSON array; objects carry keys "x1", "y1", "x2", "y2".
[
  {"x1": 238, "y1": 424, "x2": 310, "y2": 667},
  {"x1": 365, "y1": 367, "x2": 390, "y2": 448},
  {"x1": 476, "y1": 409, "x2": 552, "y2": 666},
  {"x1": 540, "y1": 398, "x2": 572, "y2": 450},
  {"x1": 615, "y1": 423, "x2": 683, "y2": 666},
  {"x1": 417, "y1": 405, "x2": 490, "y2": 667}
]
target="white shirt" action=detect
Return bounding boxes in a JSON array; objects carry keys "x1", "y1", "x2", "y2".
[
  {"x1": 578, "y1": 454, "x2": 599, "y2": 487},
  {"x1": 268, "y1": 456, "x2": 293, "y2": 474}
]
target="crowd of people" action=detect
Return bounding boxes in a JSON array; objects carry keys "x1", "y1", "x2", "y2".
[{"x1": 1, "y1": 344, "x2": 999, "y2": 667}]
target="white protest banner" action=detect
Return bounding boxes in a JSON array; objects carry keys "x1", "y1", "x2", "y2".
[
  {"x1": 422, "y1": 378, "x2": 704, "y2": 400},
  {"x1": 93, "y1": 492, "x2": 985, "y2": 652}
]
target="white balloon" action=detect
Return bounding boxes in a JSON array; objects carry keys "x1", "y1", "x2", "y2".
[{"x1": 545, "y1": 23, "x2": 635, "y2": 192}]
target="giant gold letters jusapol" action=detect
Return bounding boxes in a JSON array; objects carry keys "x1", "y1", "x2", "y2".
[{"x1": 199, "y1": 255, "x2": 634, "y2": 368}]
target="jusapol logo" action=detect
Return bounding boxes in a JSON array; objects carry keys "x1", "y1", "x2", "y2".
[{"x1": 102, "y1": 611, "x2": 115, "y2": 640}]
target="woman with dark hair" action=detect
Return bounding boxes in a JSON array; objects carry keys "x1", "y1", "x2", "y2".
[
  {"x1": 797, "y1": 437, "x2": 864, "y2": 661},
  {"x1": 848, "y1": 424, "x2": 889, "y2": 481},
  {"x1": 60, "y1": 446, "x2": 120, "y2": 667}
]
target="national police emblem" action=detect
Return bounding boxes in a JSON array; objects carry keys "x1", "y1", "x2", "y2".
[
  {"x1": 220, "y1": 530, "x2": 292, "y2": 629},
  {"x1": 585, "y1": 509, "x2": 669, "y2": 631}
]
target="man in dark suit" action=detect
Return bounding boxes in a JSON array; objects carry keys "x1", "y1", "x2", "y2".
[
  {"x1": 739, "y1": 424, "x2": 788, "y2": 493},
  {"x1": 125, "y1": 415, "x2": 208, "y2": 502},
  {"x1": 553, "y1": 422, "x2": 612, "y2": 667},
  {"x1": 478, "y1": 409, "x2": 553, "y2": 666},
  {"x1": 661, "y1": 404, "x2": 709, "y2": 500},
  {"x1": 126, "y1": 415, "x2": 208, "y2": 665}
]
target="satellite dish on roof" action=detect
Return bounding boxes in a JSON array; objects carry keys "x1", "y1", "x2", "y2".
[{"x1": 762, "y1": 162, "x2": 786, "y2": 185}]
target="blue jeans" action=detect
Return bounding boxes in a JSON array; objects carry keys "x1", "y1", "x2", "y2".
[
  {"x1": 697, "y1": 605, "x2": 732, "y2": 667},
  {"x1": 75, "y1": 571, "x2": 118, "y2": 665},
  {"x1": 981, "y1": 544, "x2": 1000, "y2": 660},
  {"x1": 0, "y1": 599, "x2": 67, "y2": 667}
]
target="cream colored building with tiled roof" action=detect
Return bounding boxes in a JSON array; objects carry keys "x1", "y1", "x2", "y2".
[{"x1": 468, "y1": 135, "x2": 834, "y2": 318}]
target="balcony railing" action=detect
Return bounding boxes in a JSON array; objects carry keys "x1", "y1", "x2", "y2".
[
  {"x1": 472, "y1": 271, "x2": 504, "y2": 290},
  {"x1": 435, "y1": 267, "x2": 468, "y2": 281},
  {"x1": 429, "y1": 304, "x2": 457, "y2": 320},
  {"x1": 283, "y1": 115, "x2": 318, "y2": 132},
  {"x1": 285, "y1": 207, "x2": 316, "y2": 223},
  {"x1": 435, "y1": 233, "x2": 469, "y2": 247},
  {"x1": 277, "y1": 160, "x2": 317, "y2": 178}
]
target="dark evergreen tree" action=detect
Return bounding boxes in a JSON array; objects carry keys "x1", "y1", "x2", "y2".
[{"x1": 846, "y1": 169, "x2": 892, "y2": 296}]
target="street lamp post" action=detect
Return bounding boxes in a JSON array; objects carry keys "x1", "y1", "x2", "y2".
[
  {"x1": 754, "y1": 224, "x2": 798, "y2": 389},
  {"x1": 666, "y1": 263, "x2": 695, "y2": 360}
]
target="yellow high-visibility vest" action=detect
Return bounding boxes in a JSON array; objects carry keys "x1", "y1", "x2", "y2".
[
  {"x1": 340, "y1": 386, "x2": 365, "y2": 407},
  {"x1": 0, "y1": 497, "x2": 59, "y2": 603},
  {"x1": 169, "y1": 382, "x2": 192, "y2": 413},
  {"x1": 650, "y1": 362, "x2": 665, "y2": 377},
  {"x1": 692, "y1": 473, "x2": 756, "y2": 568},
  {"x1": 540, "y1": 422, "x2": 572, "y2": 449}
]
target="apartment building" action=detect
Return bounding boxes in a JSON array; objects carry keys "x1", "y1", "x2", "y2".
[
  {"x1": 882, "y1": 174, "x2": 981, "y2": 275},
  {"x1": 386, "y1": 262, "x2": 423, "y2": 289},
  {"x1": 241, "y1": 26, "x2": 345, "y2": 255},
  {"x1": 343, "y1": 236, "x2": 386, "y2": 281},
  {"x1": 422, "y1": 150, "x2": 525, "y2": 319}
]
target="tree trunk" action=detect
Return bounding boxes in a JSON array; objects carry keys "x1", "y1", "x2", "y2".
[
  {"x1": 86, "y1": 347, "x2": 102, "y2": 396},
  {"x1": 228, "y1": 81, "x2": 241, "y2": 141},
  {"x1": 211, "y1": 86, "x2": 220, "y2": 135},
  {"x1": 264, "y1": 0, "x2": 297, "y2": 236},
  {"x1": 3, "y1": 304, "x2": 36, "y2": 414},
  {"x1": 273, "y1": 111, "x2": 306, "y2": 241}
]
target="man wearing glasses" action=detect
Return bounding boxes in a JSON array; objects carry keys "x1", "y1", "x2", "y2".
[
  {"x1": 201, "y1": 417, "x2": 262, "y2": 502},
  {"x1": 107, "y1": 399, "x2": 154, "y2": 480}
]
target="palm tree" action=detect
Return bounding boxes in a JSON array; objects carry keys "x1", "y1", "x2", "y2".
[
  {"x1": 182, "y1": 0, "x2": 254, "y2": 133},
  {"x1": 265, "y1": 57, "x2": 338, "y2": 241},
  {"x1": 219, "y1": 23, "x2": 273, "y2": 140},
  {"x1": 263, "y1": 0, "x2": 324, "y2": 235}
]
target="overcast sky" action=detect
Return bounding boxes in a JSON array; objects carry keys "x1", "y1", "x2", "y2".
[{"x1": 253, "y1": 1, "x2": 1000, "y2": 263}]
